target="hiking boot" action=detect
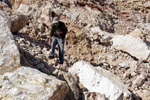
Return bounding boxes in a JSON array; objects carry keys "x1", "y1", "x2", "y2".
[{"x1": 48, "y1": 56, "x2": 54, "y2": 59}]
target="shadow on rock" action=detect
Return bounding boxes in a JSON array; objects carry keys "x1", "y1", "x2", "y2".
[
  {"x1": 15, "y1": 32, "x2": 50, "y2": 50},
  {"x1": 19, "y1": 48, "x2": 55, "y2": 75}
]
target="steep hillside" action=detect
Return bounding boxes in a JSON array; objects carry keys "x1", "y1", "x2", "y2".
[{"x1": 0, "y1": 0, "x2": 150, "y2": 100}]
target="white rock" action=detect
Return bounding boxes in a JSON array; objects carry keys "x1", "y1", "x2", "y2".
[
  {"x1": 0, "y1": 10, "x2": 20, "y2": 74},
  {"x1": 65, "y1": 11, "x2": 80, "y2": 22},
  {"x1": 38, "y1": 5, "x2": 52, "y2": 27},
  {"x1": 84, "y1": 92, "x2": 106, "y2": 100},
  {"x1": 90, "y1": 27, "x2": 113, "y2": 45},
  {"x1": 69, "y1": 61, "x2": 131, "y2": 100},
  {"x1": 129, "y1": 28, "x2": 142, "y2": 38},
  {"x1": 133, "y1": 74, "x2": 146, "y2": 88},
  {"x1": 139, "y1": 23, "x2": 150, "y2": 32},
  {"x1": 112, "y1": 35, "x2": 150, "y2": 61},
  {"x1": 17, "y1": 4, "x2": 30, "y2": 15},
  {"x1": 0, "y1": 67, "x2": 69, "y2": 100},
  {"x1": 118, "y1": 62, "x2": 129, "y2": 69}
]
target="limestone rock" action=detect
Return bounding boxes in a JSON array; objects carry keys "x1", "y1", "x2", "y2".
[
  {"x1": 17, "y1": 4, "x2": 30, "y2": 15},
  {"x1": 69, "y1": 61, "x2": 131, "y2": 100},
  {"x1": 65, "y1": 11, "x2": 80, "y2": 22},
  {"x1": 112, "y1": 35, "x2": 150, "y2": 61},
  {"x1": 17, "y1": 3, "x2": 42, "y2": 22},
  {"x1": 38, "y1": 5, "x2": 52, "y2": 28},
  {"x1": 7, "y1": 1, "x2": 150, "y2": 100},
  {"x1": 38, "y1": 23, "x2": 45, "y2": 33},
  {"x1": 0, "y1": 10, "x2": 20, "y2": 75},
  {"x1": 140, "y1": 90, "x2": 150, "y2": 100},
  {"x1": 84, "y1": 92, "x2": 107, "y2": 100},
  {"x1": 58, "y1": 71, "x2": 79, "y2": 100},
  {"x1": 0, "y1": 67, "x2": 69, "y2": 100},
  {"x1": 135, "y1": 90, "x2": 150, "y2": 100},
  {"x1": 10, "y1": 9, "x2": 28, "y2": 33},
  {"x1": 90, "y1": 27, "x2": 113, "y2": 45},
  {"x1": 12, "y1": 0, "x2": 43, "y2": 9},
  {"x1": 129, "y1": 28, "x2": 142, "y2": 38},
  {"x1": 132, "y1": 74, "x2": 146, "y2": 88}
]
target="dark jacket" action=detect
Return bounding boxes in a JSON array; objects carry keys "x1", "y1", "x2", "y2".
[{"x1": 50, "y1": 21, "x2": 68, "y2": 39}]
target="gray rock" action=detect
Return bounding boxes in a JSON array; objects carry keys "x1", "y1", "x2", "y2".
[{"x1": 37, "y1": 63, "x2": 44, "y2": 69}]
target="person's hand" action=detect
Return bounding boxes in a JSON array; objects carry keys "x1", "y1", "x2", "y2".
[{"x1": 56, "y1": 31, "x2": 63, "y2": 35}]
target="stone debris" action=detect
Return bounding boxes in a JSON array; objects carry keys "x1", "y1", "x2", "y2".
[
  {"x1": 84, "y1": 92, "x2": 107, "y2": 100},
  {"x1": 0, "y1": 0, "x2": 149, "y2": 100}
]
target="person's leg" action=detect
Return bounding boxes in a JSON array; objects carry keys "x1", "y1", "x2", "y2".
[
  {"x1": 2, "y1": 0, "x2": 12, "y2": 9},
  {"x1": 57, "y1": 38, "x2": 64, "y2": 64},
  {"x1": 49, "y1": 37, "x2": 57, "y2": 58}
]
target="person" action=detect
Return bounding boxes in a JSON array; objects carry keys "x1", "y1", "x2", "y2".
[
  {"x1": 48, "y1": 17, "x2": 68, "y2": 64},
  {"x1": 1, "y1": 0, "x2": 12, "y2": 9}
]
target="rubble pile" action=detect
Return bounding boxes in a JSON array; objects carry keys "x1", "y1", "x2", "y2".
[{"x1": 0, "y1": 0, "x2": 150, "y2": 100}]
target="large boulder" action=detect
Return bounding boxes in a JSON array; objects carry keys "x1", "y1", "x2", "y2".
[
  {"x1": 57, "y1": 71, "x2": 79, "y2": 100},
  {"x1": 0, "y1": 3, "x2": 28, "y2": 33},
  {"x1": 69, "y1": 61, "x2": 131, "y2": 100},
  {"x1": 0, "y1": 67, "x2": 69, "y2": 100},
  {"x1": 112, "y1": 35, "x2": 150, "y2": 61},
  {"x1": 90, "y1": 26, "x2": 113, "y2": 45},
  {"x1": 10, "y1": 11, "x2": 28, "y2": 33},
  {"x1": 17, "y1": 2, "x2": 51, "y2": 28},
  {"x1": 0, "y1": 10, "x2": 20, "y2": 75}
]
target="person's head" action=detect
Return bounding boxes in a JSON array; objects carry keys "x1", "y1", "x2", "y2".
[{"x1": 52, "y1": 17, "x2": 60, "y2": 26}]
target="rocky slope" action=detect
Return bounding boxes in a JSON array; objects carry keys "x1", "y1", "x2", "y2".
[{"x1": 0, "y1": 0, "x2": 150, "y2": 100}]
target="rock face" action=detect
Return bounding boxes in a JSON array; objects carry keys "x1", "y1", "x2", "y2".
[
  {"x1": 57, "y1": 71, "x2": 79, "y2": 100},
  {"x1": 84, "y1": 92, "x2": 106, "y2": 100},
  {"x1": 38, "y1": 5, "x2": 52, "y2": 28},
  {"x1": 6, "y1": 0, "x2": 150, "y2": 100},
  {"x1": 10, "y1": 12, "x2": 28, "y2": 33},
  {"x1": 112, "y1": 35, "x2": 150, "y2": 61},
  {"x1": 0, "y1": 10, "x2": 20, "y2": 75},
  {"x1": 0, "y1": 67, "x2": 69, "y2": 100},
  {"x1": 90, "y1": 26, "x2": 113, "y2": 45},
  {"x1": 0, "y1": 3, "x2": 28, "y2": 33},
  {"x1": 69, "y1": 61, "x2": 131, "y2": 100}
]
